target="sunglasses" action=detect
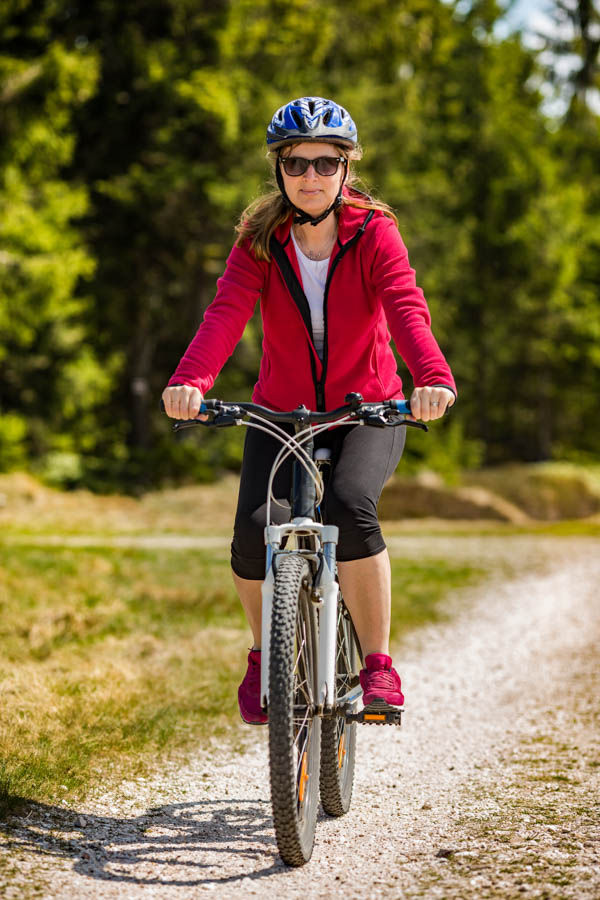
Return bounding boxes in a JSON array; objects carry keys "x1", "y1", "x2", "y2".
[{"x1": 279, "y1": 155, "x2": 345, "y2": 177}]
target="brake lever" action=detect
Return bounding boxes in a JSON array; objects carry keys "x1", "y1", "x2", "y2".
[
  {"x1": 361, "y1": 412, "x2": 429, "y2": 432},
  {"x1": 208, "y1": 411, "x2": 244, "y2": 428},
  {"x1": 172, "y1": 408, "x2": 244, "y2": 431},
  {"x1": 385, "y1": 410, "x2": 429, "y2": 431}
]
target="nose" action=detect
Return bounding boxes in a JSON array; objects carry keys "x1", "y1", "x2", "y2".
[{"x1": 302, "y1": 161, "x2": 319, "y2": 179}]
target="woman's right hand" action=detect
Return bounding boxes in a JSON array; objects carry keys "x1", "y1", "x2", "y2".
[{"x1": 161, "y1": 385, "x2": 206, "y2": 420}]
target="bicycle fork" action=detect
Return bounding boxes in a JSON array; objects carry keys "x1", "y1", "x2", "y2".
[{"x1": 260, "y1": 521, "x2": 340, "y2": 714}]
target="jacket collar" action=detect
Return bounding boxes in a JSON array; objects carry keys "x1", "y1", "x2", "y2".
[{"x1": 274, "y1": 188, "x2": 376, "y2": 249}]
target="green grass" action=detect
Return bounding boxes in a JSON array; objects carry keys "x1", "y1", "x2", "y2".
[
  {"x1": 0, "y1": 543, "x2": 484, "y2": 815},
  {"x1": 389, "y1": 559, "x2": 481, "y2": 643}
]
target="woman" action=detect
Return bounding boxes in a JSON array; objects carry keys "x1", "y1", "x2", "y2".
[{"x1": 163, "y1": 96, "x2": 456, "y2": 725}]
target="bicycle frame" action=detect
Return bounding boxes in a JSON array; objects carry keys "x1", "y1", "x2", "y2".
[
  {"x1": 260, "y1": 421, "x2": 341, "y2": 714},
  {"x1": 167, "y1": 393, "x2": 421, "y2": 717},
  {"x1": 166, "y1": 393, "x2": 423, "y2": 865}
]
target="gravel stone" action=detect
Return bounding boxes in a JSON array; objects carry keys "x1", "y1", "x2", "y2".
[{"x1": 1, "y1": 535, "x2": 598, "y2": 899}]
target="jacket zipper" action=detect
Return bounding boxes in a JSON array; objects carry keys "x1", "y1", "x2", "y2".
[
  {"x1": 316, "y1": 210, "x2": 375, "y2": 410},
  {"x1": 271, "y1": 210, "x2": 374, "y2": 411}
]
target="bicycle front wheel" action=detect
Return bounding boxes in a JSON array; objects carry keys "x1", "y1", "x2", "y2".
[
  {"x1": 268, "y1": 553, "x2": 321, "y2": 866},
  {"x1": 320, "y1": 600, "x2": 360, "y2": 816}
]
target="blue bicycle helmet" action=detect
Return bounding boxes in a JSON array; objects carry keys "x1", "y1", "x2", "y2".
[
  {"x1": 267, "y1": 96, "x2": 358, "y2": 149},
  {"x1": 268, "y1": 97, "x2": 357, "y2": 226}
]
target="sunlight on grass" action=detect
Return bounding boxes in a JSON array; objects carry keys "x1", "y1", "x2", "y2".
[
  {"x1": 0, "y1": 544, "x2": 484, "y2": 814},
  {"x1": 389, "y1": 560, "x2": 482, "y2": 644}
]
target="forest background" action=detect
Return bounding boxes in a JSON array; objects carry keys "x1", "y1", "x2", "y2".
[{"x1": 1, "y1": 0, "x2": 599, "y2": 493}]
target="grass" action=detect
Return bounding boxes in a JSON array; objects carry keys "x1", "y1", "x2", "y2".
[
  {"x1": 2, "y1": 464, "x2": 591, "y2": 817},
  {"x1": 388, "y1": 559, "x2": 480, "y2": 643},
  {"x1": 0, "y1": 542, "x2": 484, "y2": 816},
  {"x1": 0, "y1": 472, "x2": 240, "y2": 537}
]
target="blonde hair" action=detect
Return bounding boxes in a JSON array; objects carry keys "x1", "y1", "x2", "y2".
[{"x1": 234, "y1": 144, "x2": 398, "y2": 261}]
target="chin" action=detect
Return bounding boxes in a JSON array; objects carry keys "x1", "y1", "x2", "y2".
[{"x1": 295, "y1": 200, "x2": 329, "y2": 215}]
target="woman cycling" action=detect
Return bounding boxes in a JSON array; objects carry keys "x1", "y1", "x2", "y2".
[{"x1": 162, "y1": 96, "x2": 456, "y2": 725}]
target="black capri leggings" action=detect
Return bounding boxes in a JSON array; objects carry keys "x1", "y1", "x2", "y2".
[{"x1": 231, "y1": 422, "x2": 406, "y2": 580}]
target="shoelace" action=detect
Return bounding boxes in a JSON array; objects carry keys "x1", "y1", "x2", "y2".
[
  {"x1": 367, "y1": 669, "x2": 398, "y2": 689},
  {"x1": 246, "y1": 659, "x2": 261, "y2": 692}
]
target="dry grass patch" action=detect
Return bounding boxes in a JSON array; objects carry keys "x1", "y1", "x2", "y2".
[
  {"x1": 0, "y1": 472, "x2": 239, "y2": 536},
  {"x1": 0, "y1": 541, "x2": 485, "y2": 814},
  {"x1": 0, "y1": 543, "x2": 247, "y2": 812}
]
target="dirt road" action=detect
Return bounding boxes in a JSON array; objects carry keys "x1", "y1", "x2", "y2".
[{"x1": 2, "y1": 535, "x2": 599, "y2": 899}]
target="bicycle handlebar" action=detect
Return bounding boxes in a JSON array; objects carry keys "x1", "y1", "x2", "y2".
[{"x1": 164, "y1": 392, "x2": 428, "y2": 432}]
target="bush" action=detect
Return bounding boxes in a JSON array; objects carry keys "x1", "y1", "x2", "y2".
[{"x1": 0, "y1": 414, "x2": 27, "y2": 472}]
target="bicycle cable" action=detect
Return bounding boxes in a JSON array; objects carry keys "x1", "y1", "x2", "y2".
[
  {"x1": 265, "y1": 415, "x2": 354, "y2": 524},
  {"x1": 239, "y1": 416, "x2": 325, "y2": 524}
]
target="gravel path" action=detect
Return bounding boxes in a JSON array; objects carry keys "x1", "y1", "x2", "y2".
[{"x1": 2, "y1": 536, "x2": 599, "y2": 899}]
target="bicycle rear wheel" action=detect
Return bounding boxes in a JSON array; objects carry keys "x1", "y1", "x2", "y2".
[
  {"x1": 320, "y1": 600, "x2": 360, "y2": 816},
  {"x1": 268, "y1": 553, "x2": 321, "y2": 866}
]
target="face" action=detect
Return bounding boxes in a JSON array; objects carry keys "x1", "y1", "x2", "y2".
[{"x1": 279, "y1": 142, "x2": 347, "y2": 217}]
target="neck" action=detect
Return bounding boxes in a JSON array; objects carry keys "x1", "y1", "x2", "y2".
[{"x1": 293, "y1": 217, "x2": 338, "y2": 260}]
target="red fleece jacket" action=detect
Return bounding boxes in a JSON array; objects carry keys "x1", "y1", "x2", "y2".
[{"x1": 169, "y1": 202, "x2": 456, "y2": 411}]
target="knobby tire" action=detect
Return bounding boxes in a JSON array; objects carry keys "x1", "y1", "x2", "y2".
[{"x1": 268, "y1": 554, "x2": 321, "y2": 866}]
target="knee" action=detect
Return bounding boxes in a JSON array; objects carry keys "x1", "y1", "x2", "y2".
[
  {"x1": 234, "y1": 503, "x2": 268, "y2": 551},
  {"x1": 233, "y1": 499, "x2": 291, "y2": 557},
  {"x1": 323, "y1": 486, "x2": 376, "y2": 533}
]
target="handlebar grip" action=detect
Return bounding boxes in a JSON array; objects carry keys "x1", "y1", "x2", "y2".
[
  {"x1": 390, "y1": 399, "x2": 411, "y2": 415},
  {"x1": 160, "y1": 398, "x2": 212, "y2": 416}
]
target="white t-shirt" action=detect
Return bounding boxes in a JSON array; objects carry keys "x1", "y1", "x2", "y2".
[{"x1": 290, "y1": 230, "x2": 329, "y2": 360}]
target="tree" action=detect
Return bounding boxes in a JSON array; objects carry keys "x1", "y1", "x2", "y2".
[{"x1": 0, "y1": 4, "x2": 100, "y2": 475}]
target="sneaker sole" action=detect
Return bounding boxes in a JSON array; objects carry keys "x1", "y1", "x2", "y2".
[
  {"x1": 239, "y1": 712, "x2": 268, "y2": 726},
  {"x1": 345, "y1": 698, "x2": 403, "y2": 726}
]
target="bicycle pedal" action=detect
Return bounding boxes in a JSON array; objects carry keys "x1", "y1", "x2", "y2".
[{"x1": 344, "y1": 699, "x2": 403, "y2": 726}]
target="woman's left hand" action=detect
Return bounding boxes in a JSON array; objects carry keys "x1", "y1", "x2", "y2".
[{"x1": 409, "y1": 386, "x2": 455, "y2": 422}]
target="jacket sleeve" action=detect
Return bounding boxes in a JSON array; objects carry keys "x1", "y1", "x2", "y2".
[
  {"x1": 168, "y1": 242, "x2": 265, "y2": 394},
  {"x1": 370, "y1": 218, "x2": 457, "y2": 395}
]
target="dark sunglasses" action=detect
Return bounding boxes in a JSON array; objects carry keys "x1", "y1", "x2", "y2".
[{"x1": 279, "y1": 155, "x2": 345, "y2": 177}]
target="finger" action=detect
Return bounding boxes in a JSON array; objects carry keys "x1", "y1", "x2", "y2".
[
  {"x1": 172, "y1": 390, "x2": 186, "y2": 419},
  {"x1": 162, "y1": 390, "x2": 177, "y2": 418},
  {"x1": 432, "y1": 390, "x2": 454, "y2": 418},
  {"x1": 189, "y1": 389, "x2": 205, "y2": 419},
  {"x1": 427, "y1": 395, "x2": 443, "y2": 419},
  {"x1": 180, "y1": 393, "x2": 194, "y2": 420},
  {"x1": 419, "y1": 391, "x2": 431, "y2": 422},
  {"x1": 409, "y1": 391, "x2": 422, "y2": 421}
]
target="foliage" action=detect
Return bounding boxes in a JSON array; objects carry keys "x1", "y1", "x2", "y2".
[{"x1": 1, "y1": 0, "x2": 599, "y2": 488}]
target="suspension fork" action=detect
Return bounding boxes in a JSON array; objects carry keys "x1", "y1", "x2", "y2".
[
  {"x1": 317, "y1": 538, "x2": 338, "y2": 713},
  {"x1": 260, "y1": 541, "x2": 275, "y2": 710},
  {"x1": 259, "y1": 527, "x2": 340, "y2": 712}
]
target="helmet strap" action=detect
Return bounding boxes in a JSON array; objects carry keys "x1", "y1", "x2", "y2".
[{"x1": 276, "y1": 157, "x2": 348, "y2": 227}]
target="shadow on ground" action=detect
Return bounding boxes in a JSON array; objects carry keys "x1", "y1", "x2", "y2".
[{"x1": 1, "y1": 796, "x2": 285, "y2": 888}]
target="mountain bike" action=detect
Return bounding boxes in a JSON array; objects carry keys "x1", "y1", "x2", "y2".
[{"x1": 169, "y1": 392, "x2": 426, "y2": 866}]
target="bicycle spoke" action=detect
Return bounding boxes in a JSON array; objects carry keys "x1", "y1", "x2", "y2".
[
  {"x1": 295, "y1": 728, "x2": 310, "y2": 778},
  {"x1": 293, "y1": 707, "x2": 311, "y2": 736}
]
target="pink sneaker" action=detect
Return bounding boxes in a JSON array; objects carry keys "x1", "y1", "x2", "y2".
[
  {"x1": 359, "y1": 653, "x2": 404, "y2": 707},
  {"x1": 238, "y1": 649, "x2": 268, "y2": 725}
]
